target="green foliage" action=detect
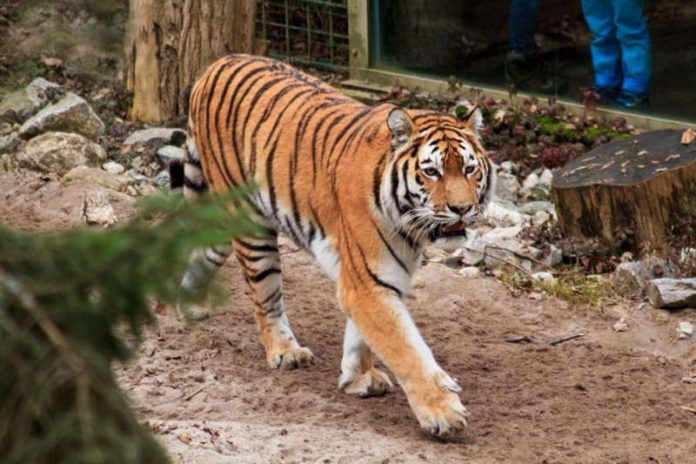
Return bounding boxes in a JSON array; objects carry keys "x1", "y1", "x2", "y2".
[
  {"x1": 499, "y1": 269, "x2": 616, "y2": 309},
  {"x1": 0, "y1": 190, "x2": 258, "y2": 464}
]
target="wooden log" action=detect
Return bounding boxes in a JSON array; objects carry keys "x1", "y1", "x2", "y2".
[{"x1": 551, "y1": 129, "x2": 696, "y2": 251}]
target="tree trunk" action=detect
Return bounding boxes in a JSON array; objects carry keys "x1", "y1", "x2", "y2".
[
  {"x1": 551, "y1": 129, "x2": 696, "y2": 252},
  {"x1": 125, "y1": 0, "x2": 257, "y2": 122}
]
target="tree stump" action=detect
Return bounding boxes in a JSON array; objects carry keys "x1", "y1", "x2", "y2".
[
  {"x1": 551, "y1": 129, "x2": 696, "y2": 251},
  {"x1": 125, "y1": 0, "x2": 257, "y2": 122}
]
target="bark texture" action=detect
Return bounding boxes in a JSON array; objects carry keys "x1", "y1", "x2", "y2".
[
  {"x1": 125, "y1": 0, "x2": 257, "y2": 122},
  {"x1": 551, "y1": 130, "x2": 696, "y2": 251}
]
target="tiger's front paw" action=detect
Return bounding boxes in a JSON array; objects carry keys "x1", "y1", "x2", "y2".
[
  {"x1": 267, "y1": 346, "x2": 315, "y2": 370},
  {"x1": 339, "y1": 368, "x2": 394, "y2": 397},
  {"x1": 408, "y1": 373, "x2": 469, "y2": 438}
]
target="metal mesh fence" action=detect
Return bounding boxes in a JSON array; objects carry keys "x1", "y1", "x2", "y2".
[{"x1": 256, "y1": 0, "x2": 349, "y2": 70}]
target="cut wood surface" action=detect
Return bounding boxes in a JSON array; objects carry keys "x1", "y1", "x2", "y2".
[{"x1": 552, "y1": 129, "x2": 696, "y2": 250}]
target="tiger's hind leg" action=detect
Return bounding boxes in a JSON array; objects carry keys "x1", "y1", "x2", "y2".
[
  {"x1": 233, "y1": 234, "x2": 315, "y2": 370},
  {"x1": 177, "y1": 244, "x2": 232, "y2": 320},
  {"x1": 338, "y1": 318, "x2": 394, "y2": 397}
]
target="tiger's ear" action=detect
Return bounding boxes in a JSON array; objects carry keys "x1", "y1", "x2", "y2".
[
  {"x1": 387, "y1": 108, "x2": 414, "y2": 150},
  {"x1": 453, "y1": 100, "x2": 484, "y2": 136}
]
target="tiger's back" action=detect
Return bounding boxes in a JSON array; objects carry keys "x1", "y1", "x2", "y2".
[{"x1": 187, "y1": 55, "x2": 390, "y2": 245}]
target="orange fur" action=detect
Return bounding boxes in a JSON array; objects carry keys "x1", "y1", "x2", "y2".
[{"x1": 180, "y1": 55, "x2": 494, "y2": 436}]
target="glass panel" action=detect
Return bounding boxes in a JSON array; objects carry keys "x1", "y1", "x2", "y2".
[{"x1": 369, "y1": 0, "x2": 696, "y2": 121}]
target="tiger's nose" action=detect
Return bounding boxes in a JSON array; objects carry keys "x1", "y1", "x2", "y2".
[{"x1": 447, "y1": 204, "x2": 472, "y2": 216}]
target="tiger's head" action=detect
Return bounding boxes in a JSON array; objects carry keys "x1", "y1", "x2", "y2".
[{"x1": 383, "y1": 103, "x2": 495, "y2": 248}]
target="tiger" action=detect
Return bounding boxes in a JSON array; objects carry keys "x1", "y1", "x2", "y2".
[{"x1": 172, "y1": 54, "x2": 495, "y2": 437}]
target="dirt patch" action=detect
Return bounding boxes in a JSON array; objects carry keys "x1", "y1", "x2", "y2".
[{"x1": 1, "y1": 170, "x2": 695, "y2": 463}]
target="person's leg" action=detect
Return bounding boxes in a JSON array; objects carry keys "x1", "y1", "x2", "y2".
[
  {"x1": 581, "y1": 0, "x2": 622, "y2": 92},
  {"x1": 509, "y1": 0, "x2": 540, "y2": 55},
  {"x1": 613, "y1": 0, "x2": 650, "y2": 101}
]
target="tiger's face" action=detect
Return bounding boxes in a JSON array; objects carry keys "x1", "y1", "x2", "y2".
[{"x1": 386, "y1": 105, "x2": 495, "y2": 247}]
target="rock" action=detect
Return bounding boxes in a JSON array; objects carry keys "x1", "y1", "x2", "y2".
[
  {"x1": 423, "y1": 246, "x2": 448, "y2": 263},
  {"x1": 458, "y1": 266, "x2": 481, "y2": 278},
  {"x1": 0, "y1": 77, "x2": 63, "y2": 123},
  {"x1": 677, "y1": 321, "x2": 693, "y2": 340},
  {"x1": 613, "y1": 318, "x2": 629, "y2": 332},
  {"x1": 539, "y1": 168, "x2": 553, "y2": 185},
  {"x1": 522, "y1": 172, "x2": 540, "y2": 190},
  {"x1": 63, "y1": 166, "x2": 132, "y2": 191},
  {"x1": 81, "y1": 189, "x2": 117, "y2": 226},
  {"x1": 19, "y1": 93, "x2": 104, "y2": 140},
  {"x1": 495, "y1": 173, "x2": 521, "y2": 202},
  {"x1": 520, "y1": 201, "x2": 555, "y2": 216},
  {"x1": 102, "y1": 161, "x2": 126, "y2": 175},
  {"x1": 647, "y1": 278, "x2": 696, "y2": 309},
  {"x1": 0, "y1": 132, "x2": 20, "y2": 154},
  {"x1": 499, "y1": 160, "x2": 518, "y2": 174},
  {"x1": 532, "y1": 210, "x2": 551, "y2": 226},
  {"x1": 612, "y1": 261, "x2": 650, "y2": 299},
  {"x1": 486, "y1": 201, "x2": 526, "y2": 227},
  {"x1": 481, "y1": 225, "x2": 523, "y2": 241},
  {"x1": 17, "y1": 132, "x2": 106, "y2": 176},
  {"x1": 521, "y1": 183, "x2": 551, "y2": 201},
  {"x1": 157, "y1": 145, "x2": 186, "y2": 165},
  {"x1": 154, "y1": 170, "x2": 171, "y2": 188},
  {"x1": 1, "y1": 153, "x2": 19, "y2": 172},
  {"x1": 544, "y1": 244, "x2": 563, "y2": 267},
  {"x1": 124, "y1": 127, "x2": 187, "y2": 146},
  {"x1": 532, "y1": 271, "x2": 555, "y2": 283}
]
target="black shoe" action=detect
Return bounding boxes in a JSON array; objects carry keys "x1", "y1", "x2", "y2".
[
  {"x1": 592, "y1": 85, "x2": 620, "y2": 104},
  {"x1": 615, "y1": 90, "x2": 650, "y2": 110}
]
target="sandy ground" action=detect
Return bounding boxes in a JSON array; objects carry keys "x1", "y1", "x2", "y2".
[{"x1": 2, "y1": 170, "x2": 696, "y2": 463}]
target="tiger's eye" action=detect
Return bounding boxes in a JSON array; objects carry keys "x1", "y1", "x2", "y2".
[
  {"x1": 465, "y1": 165, "x2": 476, "y2": 175},
  {"x1": 423, "y1": 167, "x2": 439, "y2": 177}
]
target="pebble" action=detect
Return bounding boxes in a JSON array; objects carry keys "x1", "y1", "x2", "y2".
[
  {"x1": 458, "y1": 266, "x2": 481, "y2": 278},
  {"x1": 612, "y1": 318, "x2": 629, "y2": 332},
  {"x1": 532, "y1": 271, "x2": 556, "y2": 283},
  {"x1": 677, "y1": 321, "x2": 693, "y2": 340},
  {"x1": 102, "y1": 161, "x2": 126, "y2": 175}
]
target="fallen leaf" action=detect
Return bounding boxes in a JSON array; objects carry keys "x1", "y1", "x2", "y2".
[
  {"x1": 681, "y1": 128, "x2": 696, "y2": 145},
  {"x1": 178, "y1": 434, "x2": 192, "y2": 444}
]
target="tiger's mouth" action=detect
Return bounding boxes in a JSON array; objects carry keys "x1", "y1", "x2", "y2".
[{"x1": 430, "y1": 221, "x2": 468, "y2": 240}]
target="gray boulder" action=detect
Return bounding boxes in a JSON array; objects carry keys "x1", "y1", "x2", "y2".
[
  {"x1": 612, "y1": 261, "x2": 650, "y2": 299},
  {"x1": 124, "y1": 128, "x2": 187, "y2": 146},
  {"x1": 19, "y1": 92, "x2": 104, "y2": 141},
  {"x1": 17, "y1": 132, "x2": 106, "y2": 176},
  {"x1": 63, "y1": 166, "x2": 132, "y2": 192},
  {"x1": 0, "y1": 78, "x2": 63, "y2": 124},
  {"x1": 647, "y1": 278, "x2": 696, "y2": 309},
  {"x1": 495, "y1": 172, "x2": 521, "y2": 202}
]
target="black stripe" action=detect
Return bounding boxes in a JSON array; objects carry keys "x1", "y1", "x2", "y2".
[
  {"x1": 356, "y1": 245, "x2": 403, "y2": 297},
  {"x1": 373, "y1": 220, "x2": 410, "y2": 274},
  {"x1": 372, "y1": 156, "x2": 386, "y2": 213},
  {"x1": 235, "y1": 238, "x2": 278, "y2": 253},
  {"x1": 201, "y1": 61, "x2": 237, "y2": 188},
  {"x1": 184, "y1": 177, "x2": 207, "y2": 192},
  {"x1": 248, "y1": 267, "x2": 281, "y2": 283}
]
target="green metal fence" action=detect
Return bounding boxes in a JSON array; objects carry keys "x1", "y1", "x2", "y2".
[{"x1": 256, "y1": 0, "x2": 349, "y2": 70}]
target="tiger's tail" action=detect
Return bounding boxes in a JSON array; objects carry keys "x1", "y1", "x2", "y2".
[{"x1": 169, "y1": 128, "x2": 208, "y2": 199}]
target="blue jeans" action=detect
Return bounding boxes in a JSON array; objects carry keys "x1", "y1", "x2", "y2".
[
  {"x1": 509, "y1": 0, "x2": 539, "y2": 55},
  {"x1": 581, "y1": 0, "x2": 651, "y2": 93}
]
